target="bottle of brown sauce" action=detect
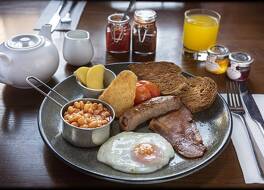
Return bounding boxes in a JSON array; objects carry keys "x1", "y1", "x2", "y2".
[{"x1": 132, "y1": 9, "x2": 157, "y2": 55}]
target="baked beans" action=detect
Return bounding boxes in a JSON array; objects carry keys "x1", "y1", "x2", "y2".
[{"x1": 63, "y1": 100, "x2": 112, "y2": 129}]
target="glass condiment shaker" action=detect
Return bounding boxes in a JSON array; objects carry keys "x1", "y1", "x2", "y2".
[
  {"x1": 132, "y1": 9, "x2": 157, "y2": 55},
  {"x1": 106, "y1": 13, "x2": 131, "y2": 53},
  {"x1": 205, "y1": 45, "x2": 230, "y2": 74},
  {"x1": 226, "y1": 52, "x2": 253, "y2": 81}
]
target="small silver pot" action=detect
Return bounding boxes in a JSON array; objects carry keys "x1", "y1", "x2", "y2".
[
  {"x1": 26, "y1": 76, "x2": 115, "y2": 148},
  {"x1": 60, "y1": 98, "x2": 115, "y2": 147}
]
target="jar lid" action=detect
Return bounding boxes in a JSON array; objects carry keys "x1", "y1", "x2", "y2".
[
  {"x1": 229, "y1": 52, "x2": 253, "y2": 67},
  {"x1": 108, "y1": 13, "x2": 130, "y2": 24},
  {"x1": 5, "y1": 34, "x2": 44, "y2": 50},
  {"x1": 134, "y1": 9, "x2": 157, "y2": 23},
  {"x1": 207, "y1": 44, "x2": 230, "y2": 58}
]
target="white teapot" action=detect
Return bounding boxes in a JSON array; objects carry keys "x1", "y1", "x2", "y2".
[{"x1": 0, "y1": 24, "x2": 59, "y2": 89}]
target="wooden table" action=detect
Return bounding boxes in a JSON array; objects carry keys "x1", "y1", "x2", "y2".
[{"x1": 0, "y1": 0, "x2": 263, "y2": 188}]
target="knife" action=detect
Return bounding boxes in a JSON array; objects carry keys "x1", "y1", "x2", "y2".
[
  {"x1": 240, "y1": 82, "x2": 264, "y2": 137},
  {"x1": 48, "y1": 0, "x2": 67, "y2": 32},
  {"x1": 60, "y1": 0, "x2": 78, "y2": 23}
]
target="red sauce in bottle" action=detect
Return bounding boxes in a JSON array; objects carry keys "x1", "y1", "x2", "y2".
[
  {"x1": 132, "y1": 10, "x2": 157, "y2": 55},
  {"x1": 106, "y1": 13, "x2": 131, "y2": 53}
]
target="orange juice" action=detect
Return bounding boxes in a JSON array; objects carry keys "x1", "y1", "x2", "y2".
[{"x1": 183, "y1": 14, "x2": 219, "y2": 51}]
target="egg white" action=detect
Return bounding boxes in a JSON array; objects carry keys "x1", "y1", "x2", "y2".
[{"x1": 97, "y1": 132, "x2": 175, "y2": 173}]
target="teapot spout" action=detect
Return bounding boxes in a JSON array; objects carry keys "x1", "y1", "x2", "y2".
[
  {"x1": 0, "y1": 52, "x2": 12, "y2": 85},
  {"x1": 39, "y1": 24, "x2": 53, "y2": 42}
]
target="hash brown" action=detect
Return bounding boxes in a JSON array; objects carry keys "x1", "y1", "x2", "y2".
[{"x1": 99, "y1": 70, "x2": 137, "y2": 118}]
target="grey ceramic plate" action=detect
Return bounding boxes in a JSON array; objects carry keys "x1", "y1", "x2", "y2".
[{"x1": 38, "y1": 62, "x2": 232, "y2": 184}]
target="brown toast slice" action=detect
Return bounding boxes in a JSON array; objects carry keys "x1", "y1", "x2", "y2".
[
  {"x1": 181, "y1": 77, "x2": 217, "y2": 113},
  {"x1": 128, "y1": 61, "x2": 182, "y2": 78},
  {"x1": 150, "y1": 74, "x2": 188, "y2": 96},
  {"x1": 129, "y1": 61, "x2": 187, "y2": 95}
]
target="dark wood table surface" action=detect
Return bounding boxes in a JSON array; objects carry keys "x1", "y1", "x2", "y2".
[{"x1": 0, "y1": 0, "x2": 264, "y2": 188}]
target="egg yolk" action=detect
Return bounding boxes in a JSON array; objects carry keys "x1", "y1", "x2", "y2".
[
  {"x1": 132, "y1": 143, "x2": 161, "y2": 164},
  {"x1": 134, "y1": 143, "x2": 154, "y2": 156}
]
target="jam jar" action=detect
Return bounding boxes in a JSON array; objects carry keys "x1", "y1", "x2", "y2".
[
  {"x1": 132, "y1": 9, "x2": 157, "y2": 55},
  {"x1": 205, "y1": 45, "x2": 230, "y2": 74},
  {"x1": 106, "y1": 13, "x2": 131, "y2": 53},
  {"x1": 226, "y1": 52, "x2": 253, "y2": 81}
]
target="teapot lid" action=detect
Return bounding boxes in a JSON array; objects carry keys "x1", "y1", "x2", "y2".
[{"x1": 6, "y1": 34, "x2": 44, "y2": 50}]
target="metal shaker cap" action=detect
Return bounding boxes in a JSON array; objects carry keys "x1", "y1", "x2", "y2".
[
  {"x1": 229, "y1": 52, "x2": 253, "y2": 67},
  {"x1": 207, "y1": 44, "x2": 230, "y2": 59}
]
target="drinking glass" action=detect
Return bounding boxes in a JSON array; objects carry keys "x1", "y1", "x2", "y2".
[{"x1": 182, "y1": 9, "x2": 221, "y2": 61}]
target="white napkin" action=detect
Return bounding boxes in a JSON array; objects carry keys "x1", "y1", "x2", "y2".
[{"x1": 222, "y1": 94, "x2": 264, "y2": 184}]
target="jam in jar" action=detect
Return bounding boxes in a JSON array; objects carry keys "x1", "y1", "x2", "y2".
[
  {"x1": 106, "y1": 13, "x2": 131, "y2": 53},
  {"x1": 205, "y1": 45, "x2": 230, "y2": 74},
  {"x1": 132, "y1": 9, "x2": 157, "y2": 55},
  {"x1": 226, "y1": 52, "x2": 253, "y2": 81}
]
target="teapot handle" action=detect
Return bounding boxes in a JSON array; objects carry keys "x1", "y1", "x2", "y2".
[
  {"x1": 0, "y1": 52, "x2": 11, "y2": 63},
  {"x1": 0, "y1": 52, "x2": 12, "y2": 83}
]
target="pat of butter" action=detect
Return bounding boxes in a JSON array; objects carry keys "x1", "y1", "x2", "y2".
[
  {"x1": 86, "y1": 64, "x2": 105, "y2": 89},
  {"x1": 74, "y1": 67, "x2": 90, "y2": 85},
  {"x1": 92, "y1": 126, "x2": 110, "y2": 145}
]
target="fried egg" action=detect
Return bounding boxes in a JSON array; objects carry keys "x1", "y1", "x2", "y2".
[{"x1": 97, "y1": 132, "x2": 175, "y2": 173}]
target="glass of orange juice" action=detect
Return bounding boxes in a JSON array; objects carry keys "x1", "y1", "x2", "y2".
[{"x1": 183, "y1": 9, "x2": 221, "y2": 60}]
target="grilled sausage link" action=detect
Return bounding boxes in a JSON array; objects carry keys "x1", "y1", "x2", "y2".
[{"x1": 119, "y1": 96, "x2": 182, "y2": 131}]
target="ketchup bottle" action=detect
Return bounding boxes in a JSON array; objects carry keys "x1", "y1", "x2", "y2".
[{"x1": 106, "y1": 13, "x2": 131, "y2": 53}]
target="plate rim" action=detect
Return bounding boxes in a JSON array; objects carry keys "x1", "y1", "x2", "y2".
[{"x1": 38, "y1": 62, "x2": 233, "y2": 184}]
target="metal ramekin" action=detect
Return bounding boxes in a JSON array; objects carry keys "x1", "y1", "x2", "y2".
[{"x1": 60, "y1": 98, "x2": 115, "y2": 148}]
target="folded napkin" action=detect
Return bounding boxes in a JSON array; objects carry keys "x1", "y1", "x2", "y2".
[
  {"x1": 34, "y1": 0, "x2": 86, "y2": 31},
  {"x1": 222, "y1": 94, "x2": 264, "y2": 184}
]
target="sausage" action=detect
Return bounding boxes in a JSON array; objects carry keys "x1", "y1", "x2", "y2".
[{"x1": 119, "y1": 96, "x2": 182, "y2": 131}]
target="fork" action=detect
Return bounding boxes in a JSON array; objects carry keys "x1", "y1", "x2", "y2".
[{"x1": 227, "y1": 80, "x2": 264, "y2": 177}]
